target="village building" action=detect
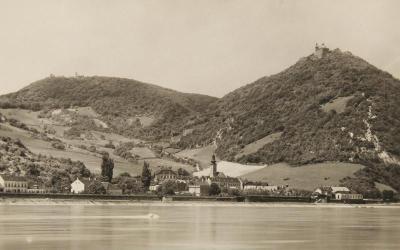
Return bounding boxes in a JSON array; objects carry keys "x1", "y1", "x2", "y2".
[
  {"x1": 314, "y1": 186, "x2": 349, "y2": 197},
  {"x1": 27, "y1": 184, "x2": 47, "y2": 194},
  {"x1": 242, "y1": 181, "x2": 278, "y2": 192},
  {"x1": 206, "y1": 176, "x2": 241, "y2": 190},
  {"x1": 149, "y1": 182, "x2": 161, "y2": 192},
  {"x1": 70, "y1": 178, "x2": 90, "y2": 194},
  {"x1": 0, "y1": 175, "x2": 28, "y2": 193},
  {"x1": 313, "y1": 186, "x2": 363, "y2": 200},
  {"x1": 335, "y1": 193, "x2": 363, "y2": 200},
  {"x1": 154, "y1": 168, "x2": 178, "y2": 182},
  {"x1": 188, "y1": 181, "x2": 209, "y2": 196}
]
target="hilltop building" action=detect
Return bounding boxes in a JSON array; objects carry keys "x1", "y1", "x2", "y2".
[
  {"x1": 314, "y1": 43, "x2": 329, "y2": 59},
  {"x1": 0, "y1": 175, "x2": 28, "y2": 193},
  {"x1": 27, "y1": 184, "x2": 47, "y2": 194}
]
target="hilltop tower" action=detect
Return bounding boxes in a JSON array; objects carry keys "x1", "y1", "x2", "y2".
[
  {"x1": 314, "y1": 43, "x2": 329, "y2": 59},
  {"x1": 210, "y1": 154, "x2": 217, "y2": 177}
]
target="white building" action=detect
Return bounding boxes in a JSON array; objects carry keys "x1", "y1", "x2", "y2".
[
  {"x1": 188, "y1": 182, "x2": 209, "y2": 196},
  {"x1": 314, "y1": 186, "x2": 350, "y2": 196},
  {"x1": 71, "y1": 178, "x2": 87, "y2": 194},
  {"x1": 0, "y1": 175, "x2": 28, "y2": 193},
  {"x1": 242, "y1": 181, "x2": 278, "y2": 192},
  {"x1": 335, "y1": 193, "x2": 363, "y2": 200}
]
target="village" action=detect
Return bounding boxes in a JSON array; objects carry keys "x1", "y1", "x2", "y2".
[{"x1": 0, "y1": 153, "x2": 369, "y2": 203}]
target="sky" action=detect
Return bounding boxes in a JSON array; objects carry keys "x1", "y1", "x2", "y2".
[{"x1": 1, "y1": 0, "x2": 400, "y2": 97}]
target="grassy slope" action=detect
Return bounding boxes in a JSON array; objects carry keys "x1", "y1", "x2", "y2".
[
  {"x1": 175, "y1": 145, "x2": 217, "y2": 168},
  {"x1": 0, "y1": 109, "x2": 192, "y2": 176},
  {"x1": 241, "y1": 162, "x2": 365, "y2": 191},
  {"x1": 193, "y1": 161, "x2": 265, "y2": 178},
  {"x1": 321, "y1": 95, "x2": 354, "y2": 114},
  {"x1": 235, "y1": 132, "x2": 282, "y2": 160}
]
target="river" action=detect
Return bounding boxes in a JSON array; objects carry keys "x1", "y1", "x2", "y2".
[{"x1": 0, "y1": 202, "x2": 399, "y2": 249}]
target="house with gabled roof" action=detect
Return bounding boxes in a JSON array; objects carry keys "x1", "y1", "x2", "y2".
[{"x1": 71, "y1": 177, "x2": 91, "y2": 194}]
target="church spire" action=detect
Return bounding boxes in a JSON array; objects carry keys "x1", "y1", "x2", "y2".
[{"x1": 210, "y1": 154, "x2": 217, "y2": 177}]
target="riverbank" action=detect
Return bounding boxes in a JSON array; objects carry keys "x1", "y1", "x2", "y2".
[
  {"x1": 0, "y1": 193, "x2": 395, "y2": 206},
  {"x1": 1, "y1": 199, "x2": 399, "y2": 208},
  {"x1": 0, "y1": 193, "x2": 308, "y2": 203}
]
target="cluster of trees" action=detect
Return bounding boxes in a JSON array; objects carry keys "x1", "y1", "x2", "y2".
[
  {"x1": 141, "y1": 161, "x2": 152, "y2": 190},
  {"x1": 113, "y1": 142, "x2": 139, "y2": 162},
  {"x1": 101, "y1": 153, "x2": 114, "y2": 182}
]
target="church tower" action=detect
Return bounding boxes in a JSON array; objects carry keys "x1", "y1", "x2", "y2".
[{"x1": 210, "y1": 154, "x2": 217, "y2": 177}]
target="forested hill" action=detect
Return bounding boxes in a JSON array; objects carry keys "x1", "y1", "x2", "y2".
[
  {"x1": 179, "y1": 48, "x2": 400, "y2": 168},
  {"x1": 0, "y1": 76, "x2": 218, "y2": 140}
]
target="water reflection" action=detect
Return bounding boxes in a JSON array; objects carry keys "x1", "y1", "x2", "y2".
[{"x1": 0, "y1": 204, "x2": 400, "y2": 249}]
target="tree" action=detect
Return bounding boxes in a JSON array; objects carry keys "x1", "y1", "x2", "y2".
[
  {"x1": 141, "y1": 161, "x2": 152, "y2": 191},
  {"x1": 208, "y1": 183, "x2": 221, "y2": 196},
  {"x1": 26, "y1": 163, "x2": 40, "y2": 177},
  {"x1": 119, "y1": 172, "x2": 131, "y2": 177},
  {"x1": 161, "y1": 180, "x2": 177, "y2": 196},
  {"x1": 228, "y1": 188, "x2": 241, "y2": 196},
  {"x1": 101, "y1": 154, "x2": 114, "y2": 182},
  {"x1": 177, "y1": 168, "x2": 190, "y2": 176},
  {"x1": 382, "y1": 190, "x2": 394, "y2": 201},
  {"x1": 87, "y1": 181, "x2": 106, "y2": 194}
]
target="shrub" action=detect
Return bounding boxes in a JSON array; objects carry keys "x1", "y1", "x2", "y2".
[
  {"x1": 104, "y1": 141, "x2": 115, "y2": 149},
  {"x1": 51, "y1": 141, "x2": 66, "y2": 150},
  {"x1": 161, "y1": 180, "x2": 177, "y2": 196},
  {"x1": 382, "y1": 190, "x2": 394, "y2": 201},
  {"x1": 87, "y1": 180, "x2": 106, "y2": 194},
  {"x1": 208, "y1": 183, "x2": 221, "y2": 196}
]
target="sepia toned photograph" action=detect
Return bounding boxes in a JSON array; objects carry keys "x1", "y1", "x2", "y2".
[{"x1": 0, "y1": 0, "x2": 400, "y2": 249}]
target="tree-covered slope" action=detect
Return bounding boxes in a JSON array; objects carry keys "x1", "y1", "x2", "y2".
[{"x1": 180, "y1": 49, "x2": 400, "y2": 167}]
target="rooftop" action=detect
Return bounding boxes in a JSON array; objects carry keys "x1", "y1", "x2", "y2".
[{"x1": 0, "y1": 174, "x2": 28, "y2": 182}]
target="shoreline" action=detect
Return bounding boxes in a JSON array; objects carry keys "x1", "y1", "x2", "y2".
[{"x1": 1, "y1": 197, "x2": 399, "y2": 208}]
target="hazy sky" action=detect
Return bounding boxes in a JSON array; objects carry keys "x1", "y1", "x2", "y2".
[{"x1": 1, "y1": 0, "x2": 400, "y2": 97}]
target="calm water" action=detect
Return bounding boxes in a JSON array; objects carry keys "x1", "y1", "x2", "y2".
[{"x1": 0, "y1": 202, "x2": 400, "y2": 250}]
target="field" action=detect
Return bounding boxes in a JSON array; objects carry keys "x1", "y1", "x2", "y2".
[
  {"x1": 193, "y1": 161, "x2": 266, "y2": 177},
  {"x1": 131, "y1": 147, "x2": 156, "y2": 159},
  {"x1": 235, "y1": 132, "x2": 282, "y2": 159},
  {"x1": 175, "y1": 145, "x2": 217, "y2": 168},
  {"x1": 241, "y1": 162, "x2": 365, "y2": 190},
  {"x1": 374, "y1": 182, "x2": 397, "y2": 193},
  {"x1": 320, "y1": 95, "x2": 354, "y2": 114}
]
